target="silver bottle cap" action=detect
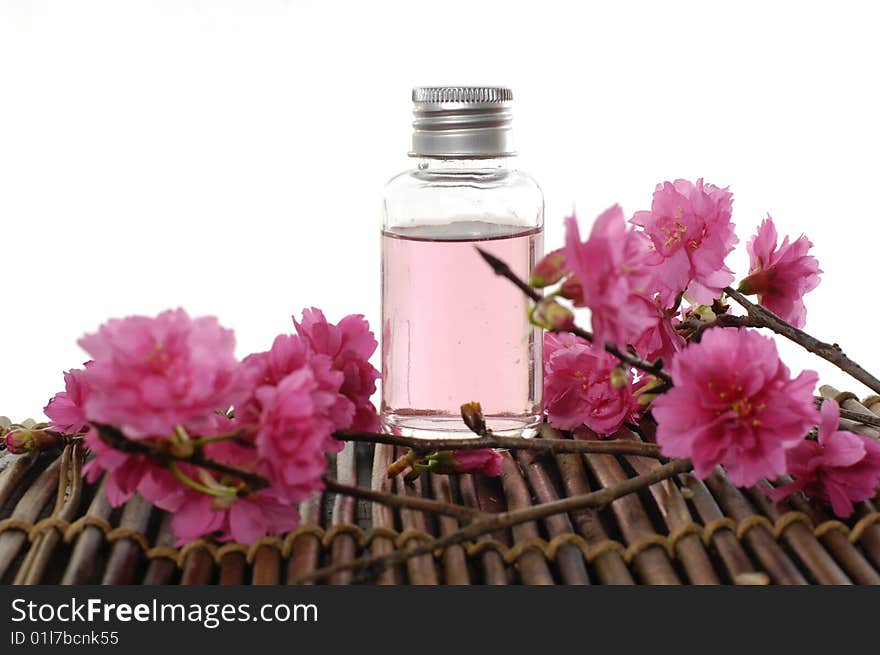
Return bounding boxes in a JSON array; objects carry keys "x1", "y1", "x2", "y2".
[{"x1": 410, "y1": 86, "x2": 515, "y2": 159}]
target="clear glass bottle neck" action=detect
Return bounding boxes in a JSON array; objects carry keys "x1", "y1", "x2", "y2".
[{"x1": 414, "y1": 156, "x2": 513, "y2": 172}]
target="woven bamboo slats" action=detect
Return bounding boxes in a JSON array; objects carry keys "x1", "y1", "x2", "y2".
[{"x1": 3, "y1": 391, "x2": 880, "y2": 585}]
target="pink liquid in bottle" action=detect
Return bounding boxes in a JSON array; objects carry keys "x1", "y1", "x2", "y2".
[{"x1": 381, "y1": 221, "x2": 543, "y2": 438}]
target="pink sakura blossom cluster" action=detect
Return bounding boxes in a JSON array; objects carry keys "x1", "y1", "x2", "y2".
[
  {"x1": 543, "y1": 332, "x2": 641, "y2": 436},
  {"x1": 536, "y1": 179, "x2": 880, "y2": 517},
  {"x1": 43, "y1": 308, "x2": 381, "y2": 544},
  {"x1": 651, "y1": 327, "x2": 818, "y2": 487},
  {"x1": 653, "y1": 329, "x2": 880, "y2": 514},
  {"x1": 771, "y1": 399, "x2": 880, "y2": 517},
  {"x1": 536, "y1": 178, "x2": 821, "y2": 436}
]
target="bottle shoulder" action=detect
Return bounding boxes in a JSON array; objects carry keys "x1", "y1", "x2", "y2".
[
  {"x1": 384, "y1": 166, "x2": 542, "y2": 196},
  {"x1": 383, "y1": 163, "x2": 543, "y2": 232}
]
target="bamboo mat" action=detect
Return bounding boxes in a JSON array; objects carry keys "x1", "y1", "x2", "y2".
[{"x1": 3, "y1": 395, "x2": 880, "y2": 585}]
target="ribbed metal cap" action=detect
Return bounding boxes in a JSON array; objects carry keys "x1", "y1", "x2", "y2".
[{"x1": 410, "y1": 86, "x2": 515, "y2": 159}]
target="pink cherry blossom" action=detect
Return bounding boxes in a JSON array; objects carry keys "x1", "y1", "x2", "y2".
[
  {"x1": 83, "y1": 403, "x2": 225, "y2": 508},
  {"x1": 448, "y1": 449, "x2": 503, "y2": 477},
  {"x1": 83, "y1": 407, "x2": 233, "y2": 509},
  {"x1": 237, "y1": 334, "x2": 352, "y2": 442},
  {"x1": 543, "y1": 332, "x2": 641, "y2": 436},
  {"x1": 202, "y1": 438, "x2": 301, "y2": 542},
  {"x1": 631, "y1": 298, "x2": 686, "y2": 364},
  {"x1": 82, "y1": 429, "x2": 170, "y2": 505},
  {"x1": 220, "y1": 494, "x2": 299, "y2": 543},
  {"x1": 632, "y1": 179, "x2": 738, "y2": 306},
  {"x1": 44, "y1": 367, "x2": 91, "y2": 434},
  {"x1": 250, "y1": 368, "x2": 337, "y2": 500},
  {"x1": 167, "y1": 493, "x2": 227, "y2": 544},
  {"x1": 739, "y1": 216, "x2": 822, "y2": 328},
  {"x1": 45, "y1": 306, "x2": 387, "y2": 545},
  {"x1": 163, "y1": 491, "x2": 299, "y2": 546},
  {"x1": 294, "y1": 308, "x2": 381, "y2": 433},
  {"x1": 653, "y1": 328, "x2": 818, "y2": 487},
  {"x1": 146, "y1": 438, "x2": 301, "y2": 545},
  {"x1": 564, "y1": 206, "x2": 657, "y2": 350},
  {"x1": 128, "y1": 420, "x2": 302, "y2": 544},
  {"x1": 78, "y1": 309, "x2": 246, "y2": 439},
  {"x1": 770, "y1": 400, "x2": 880, "y2": 518}
]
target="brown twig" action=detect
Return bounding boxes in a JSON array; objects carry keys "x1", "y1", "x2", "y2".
[
  {"x1": 476, "y1": 247, "x2": 672, "y2": 385},
  {"x1": 94, "y1": 424, "x2": 506, "y2": 520},
  {"x1": 322, "y1": 476, "x2": 484, "y2": 520},
  {"x1": 677, "y1": 313, "x2": 763, "y2": 342},
  {"x1": 291, "y1": 457, "x2": 693, "y2": 583},
  {"x1": 93, "y1": 423, "x2": 271, "y2": 492},
  {"x1": 724, "y1": 287, "x2": 880, "y2": 396},
  {"x1": 95, "y1": 418, "x2": 665, "y2": 513},
  {"x1": 333, "y1": 430, "x2": 664, "y2": 458}
]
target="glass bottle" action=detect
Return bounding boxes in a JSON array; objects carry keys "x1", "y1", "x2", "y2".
[{"x1": 381, "y1": 87, "x2": 544, "y2": 439}]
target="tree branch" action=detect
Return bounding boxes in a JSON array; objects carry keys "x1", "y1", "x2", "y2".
[
  {"x1": 476, "y1": 247, "x2": 672, "y2": 386},
  {"x1": 333, "y1": 430, "x2": 663, "y2": 458},
  {"x1": 724, "y1": 287, "x2": 880, "y2": 396},
  {"x1": 677, "y1": 313, "x2": 763, "y2": 341},
  {"x1": 323, "y1": 477, "x2": 484, "y2": 520},
  {"x1": 94, "y1": 423, "x2": 271, "y2": 492},
  {"x1": 291, "y1": 457, "x2": 693, "y2": 583}
]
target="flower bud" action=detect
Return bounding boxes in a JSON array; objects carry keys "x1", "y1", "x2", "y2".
[
  {"x1": 4, "y1": 428, "x2": 34, "y2": 453},
  {"x1": 529, "y1": 249, "x2": 567, "y2": 287},
  {"x1": 609, "y1": 366, "x2": 630, "y2": 390},
  {"x1": 386, "y1": 450, "x2": 417, "y2": 478},
  {"x1": 559, "y1": 277, "x2": 584, "y2": 305},
  {"x1": 532, "y1": 298, "x2": 575, "y2": 331},
  {"x1": 634, "y1": 376, "x2": 666, "y2": 406},
  {"x1": 3, "y1": 428, "x2": 62, "y2": 454},
  {"x1": 426, "y1": 449, "x2": 503, "y2": 477},
  {"x1": 738, "y1": 269, "x2": 774, "y2": 296},
  {"x1": 460, "y1": 402, "x2": 487, "y2": 435}
]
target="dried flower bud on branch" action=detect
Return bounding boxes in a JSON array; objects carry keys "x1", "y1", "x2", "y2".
[
  {"x1": 3, "y1": 427, "x2": 66, "y2": 454},
  {"x1": 385, "y1": 402, "x2": 502, "y2": 480}
]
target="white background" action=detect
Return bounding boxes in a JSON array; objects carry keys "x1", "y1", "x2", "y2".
[{"x1": 2, "y1": 0, "x2": 879, "y2": 419}]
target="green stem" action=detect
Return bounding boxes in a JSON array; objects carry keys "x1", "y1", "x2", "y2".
[
  {"x1": 190, "y1": 432, "x2": 242, "y2": 448},
  {"x1": 94, "y1": 423, "x2": 270, "y2": 493},
  {"x1": 168, "y1": 461, "x2": 237, "y2": 498}
]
